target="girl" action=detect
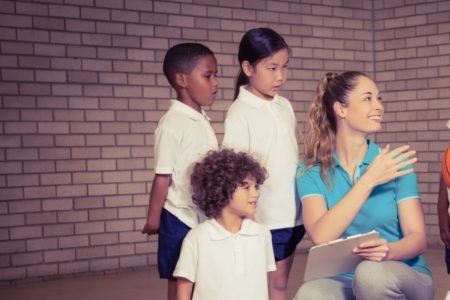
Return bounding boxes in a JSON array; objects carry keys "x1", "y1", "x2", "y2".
[
  {"x1": 222, "y1": 27, "x2": 304, "y2": 300},
  {"x1": 294, "y1": 71, "x2": 434, "y2": 300}
]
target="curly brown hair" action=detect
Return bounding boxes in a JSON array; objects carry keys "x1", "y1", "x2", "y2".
[{"x1": 190, "y1": 149, "x2": 267, "y2": 218}]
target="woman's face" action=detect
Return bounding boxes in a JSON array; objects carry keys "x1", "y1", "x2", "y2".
[{"x1": 339, "y1": 76, "x2": 384, "y2": 135}]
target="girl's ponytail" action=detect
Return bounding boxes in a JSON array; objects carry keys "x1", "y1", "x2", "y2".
[{"x1": 234, "y1": 70, "x2": 248, "y2": 99}]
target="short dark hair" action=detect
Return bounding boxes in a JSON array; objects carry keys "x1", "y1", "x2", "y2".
[
  {"x1": 190, "y1": 149, "x2": 266, "y2": 218},
  {"x1": 234, "y1": 27, "x2": 289, "y2": 98},
  {"x1": 163, "y1": 43, "x2": 215, "y2": 89}
]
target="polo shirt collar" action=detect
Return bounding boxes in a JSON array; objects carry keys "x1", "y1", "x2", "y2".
[
  {"x1": 238, "y1": 85, "x2": 282, "y2": 108},
  {"x1": 169, "y1": 99, "x2": 210, "y2": 121},
  {"x1": 333, "y1": 140, "x2": 379, "y2": 167},
  {"x1": 206, "y1": 218, "x2": 260, "y2": 241}
]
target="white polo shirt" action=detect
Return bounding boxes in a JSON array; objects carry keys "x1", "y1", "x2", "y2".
[
  {"x1": 154, "y1": 100, "x2": 218, "y2": 228},
  {"x1": 174, "y1": 218, "x2": 276, "y2": 300},
  {"x1": 222, "y1": 86, "x2": 302, "y2": 229}
]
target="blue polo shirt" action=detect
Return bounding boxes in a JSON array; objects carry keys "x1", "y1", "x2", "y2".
[{"x1": 296, "y1": 140, "x2": 430, "y2": 276}]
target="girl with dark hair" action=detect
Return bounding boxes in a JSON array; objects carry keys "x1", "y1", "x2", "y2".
[
  {"x1": 294, "y1": 72, "x2": 434, "y2": 299},
  {"x1": 222, "y1": 28, "x2": 304, "y2": 300}
]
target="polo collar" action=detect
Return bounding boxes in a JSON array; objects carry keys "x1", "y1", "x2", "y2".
[
  {"x1": 169, "y1": 99, "x2": 210, "y2": 121},
  {"x1": 333, "y1": 140, "x2": 379, "y2": 167},
  {"x1": 206, "y1": 218, "x2": 260, "y2": 241},
  {"x1": 238, "y1": 85, "x2": 282, "y2": 108}
]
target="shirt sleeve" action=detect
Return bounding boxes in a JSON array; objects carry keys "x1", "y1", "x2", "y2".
[
  {"x1": 154, "y1": 125, "x2": 179, "y2": 175},
  {"x1": 222, "y1": 113, "x2": 249, "y2": 152},
  {"x1": 173, "y1": 231, "x2": 197, "y2": 282},
  {"x1": 296, "y1": 164, "x2": 325, "y2": 201},
  {"x1": 395, "y1": 169, "x2": 420, "y2": 204}
]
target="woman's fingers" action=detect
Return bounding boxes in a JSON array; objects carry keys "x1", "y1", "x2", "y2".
[{"x1": 353, "y1": 239, "x2": 389, "y2": 261}]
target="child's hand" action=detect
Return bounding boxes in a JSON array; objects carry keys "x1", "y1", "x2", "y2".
[
  {"x1": 352, "y1": 238, "x2": 390, "y2": 261},
  {"x1": 141, "y1": 219, "x2": 159, "y2": 235},
  {"x1": 363, "y1": 144, "x2": 417, "y2": 189}
]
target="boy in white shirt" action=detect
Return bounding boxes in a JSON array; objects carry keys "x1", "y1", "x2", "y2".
[
  {"x1": 174, "y1": 149, "x2": 276, "y2": 300},
  {"x1": 141, "y1": 43, "x2": 219, "y2": 300}
]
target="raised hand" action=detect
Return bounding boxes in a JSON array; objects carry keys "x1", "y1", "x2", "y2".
[{"x1": 363, "y1": 144, "x2": 417, "y2": 188}]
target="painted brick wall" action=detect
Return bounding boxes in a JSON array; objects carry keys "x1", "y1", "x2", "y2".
[
  {"x1": 373, "y1": 0, "x2": 450, "y2": 245},
  {"x1": 0, "y1": 0, "x2": 448, "y2": 283}
]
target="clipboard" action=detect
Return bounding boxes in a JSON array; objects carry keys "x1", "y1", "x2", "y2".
[{"x1": 304, "y1": 230, "x2": 379, "y2": 282}]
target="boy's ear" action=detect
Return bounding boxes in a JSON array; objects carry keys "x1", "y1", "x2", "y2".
[
  {"x1": 175, "y1": 73, "x2": 188, "y2": 89},
  {"x1": 241, "y1": 60, "x2": 253, "y2": 77},
  {"x1": 333, "y1": 101, "x2": 346, "y2": 119}
]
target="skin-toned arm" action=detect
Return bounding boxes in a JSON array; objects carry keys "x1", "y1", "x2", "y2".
[
  {"x1": 354, "y1": 199, "x2": 426, "y2": 261},
  {"x1": 438, "y1": 175, "x2": 450, "y2": 247},
  {"x1": 176, "y1": 277, "x2": 194, "y2": 300},
  {"x1": 141, "y1": 174, "x2": 171, "y2": 235},
  {"x1": 303, "y1": 145, "x2": 417, "y2": 244}
]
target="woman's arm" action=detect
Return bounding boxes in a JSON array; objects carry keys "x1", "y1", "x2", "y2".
[
  {"x1": 354, "y1": 199, "x2": 426, "y2": 261},
  {"x1": 177, "y1": 277, "x2": 194, "y2": 300},
  {"x1": 303, "y1": 145, "x2": 417, "y2": 244}
]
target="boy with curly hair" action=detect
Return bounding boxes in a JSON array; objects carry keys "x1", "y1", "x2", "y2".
[{"x1": 174, "y1": 149, "x2": 277, "y2": 300}]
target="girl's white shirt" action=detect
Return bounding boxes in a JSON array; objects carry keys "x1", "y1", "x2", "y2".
[{"x1": 223, "y1": 86, "x2": 302, "y2": 229}]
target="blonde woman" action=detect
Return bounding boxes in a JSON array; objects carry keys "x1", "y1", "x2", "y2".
[{"x1": 294, "y1": 71, "x2": 433, "y2": 300}]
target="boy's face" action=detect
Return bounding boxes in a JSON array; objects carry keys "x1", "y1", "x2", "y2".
[
  {"x1": 225, "y1": 176, "x2": 259, "y2": 219},
  {"x1": 178, "y1": 54, "x2": 218, "y2": 111}
]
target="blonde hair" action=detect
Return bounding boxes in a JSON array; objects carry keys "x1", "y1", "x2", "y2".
[{"x1": 304, "y1": 71, "x2": 367, "y2": 187}]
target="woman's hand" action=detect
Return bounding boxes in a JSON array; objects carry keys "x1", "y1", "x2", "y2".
[
  {"x1": 353, "y1": 238, "x2": 390, "y2": 261},
  {"x1": 363, "y1": 144, "x2": 417, "y2": 189}
]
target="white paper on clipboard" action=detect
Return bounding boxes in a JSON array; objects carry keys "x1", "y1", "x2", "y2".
[{"x1": 304, "y1": 230, "x2": 380, "y2": 282}]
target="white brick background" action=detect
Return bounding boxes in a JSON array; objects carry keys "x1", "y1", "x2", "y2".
[{"x1": 0, "y1": 0, "x2": 448, "y2": 283}]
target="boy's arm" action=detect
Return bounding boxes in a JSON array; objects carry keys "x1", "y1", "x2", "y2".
[
  {"x1": 437, "y1": 174, "x2": 450, "y2": 247},
  {"x1": 141, "y1": 174, "x2": 171, "y2": 235},
  {"x1": 176, "y1": 277, "x2": 194, "y2": 300}
]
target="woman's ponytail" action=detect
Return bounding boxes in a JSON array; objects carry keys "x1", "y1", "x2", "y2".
[{"x1": 304, "y1": 73, "x2": 338, "y2": 187}]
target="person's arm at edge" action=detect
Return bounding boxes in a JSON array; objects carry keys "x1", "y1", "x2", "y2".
[
  {"x1": 141, "y1": 174, "x2": 171, "y2": 235},
  {"x1": 176, "y1": 277, "x2": 194, "y2": 300},
  {"x1": 438, "y1": 174, "x2": 450, "y2": 247}
]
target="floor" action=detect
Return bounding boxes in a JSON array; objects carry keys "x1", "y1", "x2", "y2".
[{"x1": 0, "y1": 249, "x2": 448, "y2": 300}]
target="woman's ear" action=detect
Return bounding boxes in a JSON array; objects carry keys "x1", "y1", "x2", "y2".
[
  {"x1": 175, "y1": 73, "x2": 187, "y2": 89},
  {"x1": 241, "y1": 61, "x2": 253, "y2": 77},
  {"x1": 333, "y1": 101, "x2": 346, "y2": 119}
]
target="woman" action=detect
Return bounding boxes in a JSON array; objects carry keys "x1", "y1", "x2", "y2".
[{"x1": 294, "y1": 71, "x2": 433, "y2": 300}]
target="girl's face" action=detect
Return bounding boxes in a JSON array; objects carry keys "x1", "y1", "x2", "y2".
[
  {"x1": 338, "y1": 76, "x2": 384, "y2": 135},
  {"x1": 243, "y1": 48, "x2": 289, "y2": 100}
]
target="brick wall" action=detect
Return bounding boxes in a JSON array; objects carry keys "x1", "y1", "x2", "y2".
[
  {"x1": 0, "y1": 0, "x2": 448, "y2": 283},
  {"x1": 373, "y1": 0, "x2": 450, "y2": 244}
]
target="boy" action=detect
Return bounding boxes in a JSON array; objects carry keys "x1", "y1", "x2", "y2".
[
  {"x1": 174, "y1": 149, "x2": 277, "y2": 300},
  {"x1": 141, "y1": 43, "x2": 219, "y2": 300}
]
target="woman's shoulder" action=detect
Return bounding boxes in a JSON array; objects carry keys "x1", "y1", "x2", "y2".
[{"x1": 296, "y1": 162, "x2": 322, "y2": 179}]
